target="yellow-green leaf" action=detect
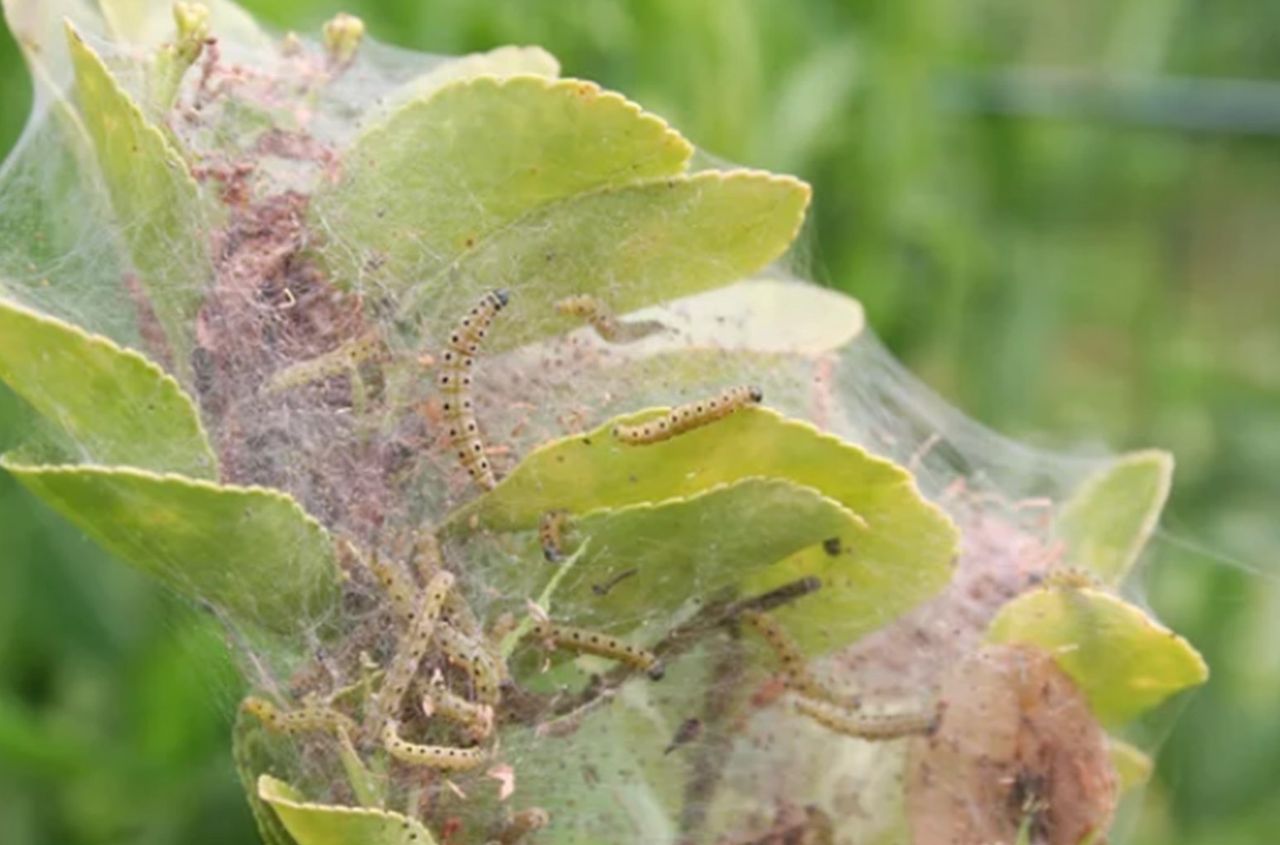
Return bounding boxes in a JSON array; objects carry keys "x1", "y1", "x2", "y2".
[
  {"x1": 539, "y1": 477, "x2": 866, "y2": 642},
  {"x1": 0, "y1": 297, "x2": 216, "y2": 478},
  {"x1": 315, "y1": 75, "x2": 693, "y2": 293},
  {"x1": 1058, "y1": 450, "x2": 1174, "y2": 585},
  {"x1": 987, "y1": 586, "x2": 1208, "y2": 727},
  {"x1": 259, "y1": 776, "x2": 438, "y2": 845},
  {"x1": 66, "y1": 22, "x2": 209, "y2": 381},
  {"x1": 453, "y1": 406, "x2": 956, "y2": 654},
  {"x1": 3, "y1": 462, "x2": 338, "y2": 635},
  {"x1": 400, "y1": 170, "x2": 812, "y2": 352}
]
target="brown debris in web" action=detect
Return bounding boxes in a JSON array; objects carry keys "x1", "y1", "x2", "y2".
[{"x1": 906, "y1": 644, "x2": 1117, "y2": 845}]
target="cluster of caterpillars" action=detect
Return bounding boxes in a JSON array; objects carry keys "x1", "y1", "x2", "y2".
[{"x1": 242, "y1": 291, "x2": 934, "y2": 840}]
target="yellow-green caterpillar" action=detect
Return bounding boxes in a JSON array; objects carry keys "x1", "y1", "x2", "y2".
[
  {"x1": 382, "y1": 719, "x2": 489, "y2": 770},
  {"x1": 613, "y1": 385, "x2": 763, "y2": 445},
  {"x1": 438, "y1": 289, "x2": 508, "y2": 489},
  {"x1": 528, "y1": 620, "x2": 664, "y2": 680}
]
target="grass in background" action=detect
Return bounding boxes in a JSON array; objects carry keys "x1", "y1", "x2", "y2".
[{"x1": 1, "y1": 2, "x2": 1277, "y2": 843}]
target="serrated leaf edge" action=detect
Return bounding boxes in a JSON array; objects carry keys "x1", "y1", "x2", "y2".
[
  {"x1": 0, "y1": 295, "x2": 218, "y2": 477},
  {"x1": 347, "y1": 74, "x2": 694, "y2": 172}
]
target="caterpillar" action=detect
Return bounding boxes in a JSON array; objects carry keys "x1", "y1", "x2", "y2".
[
  {"x1": 438, "y1": 289, "x2": 509, "y2": 490},
  {"x1": 382, "y1": 719, "x2": 489, "y2": 771},
  {"x1": 364, "y1": 571, "x2": 455, "y2": 735},
  {"x1": 366, "y1": 550, "x2": 416, "y2": 621},
  {"x1": 241, "y1": 696, "x2": 356, "y2": 735},
  {"x1": 612, "y1": 385, "x2": 763, "y2": 445},
  {"x1": 265, "y1": 330, "x2": 388, "y2": 394},
  {"x1": 495, "y1": 808, "x2": 551, "y2": 844},
  {"x1": 435, "y1": 621, "x2": 503, "y2": 705},
  {"x1": 739, "y1": 610, "x2": 846, "y2": 707},
  {"x1": 728, "y1": 576, "x2": 822, "y2": 617},
  {"x1": 528, "y1": 620, "x2": 664, "y2": 680},
  {"x1": 422, "y1": 682, "x2": 494, "y2": 739},
  {"x1": 538, "y1": 510, "x2": 570, "y2": 563},
  {"x1": 791, "y1": 694, "x2": 937, "y2": 741},
  {"x1": 555, "y1": 294, "x2": 663, "y2": 344}
]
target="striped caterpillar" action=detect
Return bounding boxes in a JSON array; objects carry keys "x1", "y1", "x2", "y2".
[
  {"x1": 613, "y1": 385, "x2": 763, "y2": 445},
  {"x1": 537, "y1": 509, "x2": 570, "y2": 563},
  {"x1": 438, "y1": 289, "x2": 508, "y2": 490},
  {"x1": 528, "y1": 620, "x2": 664, "y2": 680},
  {"x1": 555, "y1": 294, "x2": 663, "y2": 343},
  {"x1": 241, "y1": 696, "x2": 355, "y2": 736},
  {"x1": 382, "y1": 719, "x2": 489, "y2": 770},
  {"x1": 739, "y1": 609, "x2": 846, "y2": 707},
  {"x1": 363, "y1": 571, "x2": 455, "y2": 735},
  {"x1": 791, "y1": 694, "x2": 937, "y2": 740}
]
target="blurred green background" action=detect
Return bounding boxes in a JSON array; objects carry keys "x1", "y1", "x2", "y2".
[{"x1": 0, "y1": 1, "x2": 1276, "y2": 843}]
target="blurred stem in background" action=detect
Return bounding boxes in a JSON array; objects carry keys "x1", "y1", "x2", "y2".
[{"x1": 1, "y1": 1, "x2": 1277, "y2": 843}]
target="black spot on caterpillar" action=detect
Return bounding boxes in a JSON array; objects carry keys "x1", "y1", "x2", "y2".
[
  {"x1": 528, "y1": 620, "x2": 664, "y2": 680},
  {"x1": 538, "y1": 510, "x2": 570, "y2": 562},
  {"x1": 613, "y1": 385, "x2": 764, "y2": 445},
  {"x1": 791, "y1": 694, "x2": 938, "y2": 740},
  {"x1": 382, "y1": 719, "x2": 489, "y2": 770},
  {"x1": 439, "y1": 289, "x2": 508, "y2": 490},
  {"x1": 822, "y1": 537, "x2": 842, "y2": 556}
]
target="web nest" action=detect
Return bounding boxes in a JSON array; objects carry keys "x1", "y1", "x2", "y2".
[{"x1": 0, "y1": 4, "x2": 1185, "y2": 844}]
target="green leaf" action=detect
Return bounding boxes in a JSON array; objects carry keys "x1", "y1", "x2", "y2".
[
  {"x1": 538, "y1": 477, "x2": 866, "y2": 640},
  {"x1": 453, "y1": 406, "x2": 956, "y2": 654},
  {"x1": 0, "y1": 296, "x2": 216, "y2": 478},
  {"x1": 1058, "y1": 450, "x2": 1174, "y2": 585},
  {"x1": 315, "y1": 75, "x2": 693, "y2": 293},
  {"x1": 986, "y1": 586, "x2": 1208, "y2": 727},
  {"x1": 398, "y1": 169, "x2": 811, "y2": 352},
  {"x1": 2, "y1": 462, "x2": 338, "y2": 635},
  {"x1": 66, "y1": 22, "x2": 209, "y2": 382},
  {"x1": 259, "y1": 776, "x2": 438, "y2": 845}
]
